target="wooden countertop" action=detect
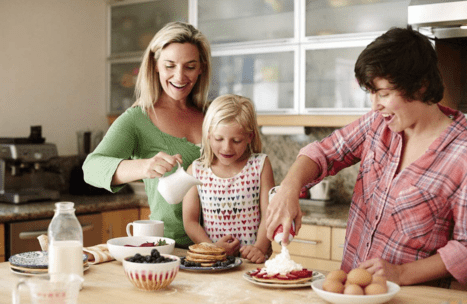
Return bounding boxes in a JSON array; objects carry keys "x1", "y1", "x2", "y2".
[{"x1": 2, "y1": 248, "x2": 466, "y2": 304}]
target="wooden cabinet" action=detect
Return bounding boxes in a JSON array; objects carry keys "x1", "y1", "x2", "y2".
[
  {"x1": 331, "y1": 227, "x2": 346, "y2": 262},
  {"x1": 101, "y1": 208, "x2": 139, "y2": 243},
  {"x1": 271, "y1": 224, "x2": 346, "y2": 273},
  {"x1": 139, "y1": 206, "x2": 150, "y2": 220},
  {"x1": 0, "y1": 224, "x2": 4, "y2": 262}
]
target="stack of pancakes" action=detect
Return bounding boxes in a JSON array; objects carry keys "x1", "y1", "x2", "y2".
[{"x1": 186, "y1": 242, "x2": 227, "y2": 267}]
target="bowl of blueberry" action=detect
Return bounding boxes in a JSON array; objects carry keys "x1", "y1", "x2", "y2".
[{"x1": 122, "y1": 249, "x2": 180, "y2": 291}]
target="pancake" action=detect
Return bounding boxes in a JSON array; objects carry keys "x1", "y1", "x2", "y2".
[
  {"x1": 250, "y1": 275, "x2": 312, "y2": 284},
  {"x1": 186, "y1": 251, "x2": 227, "y2": 261},
  {"x1": 188, "y1": 242, "x2": 226, "y2": 255}
]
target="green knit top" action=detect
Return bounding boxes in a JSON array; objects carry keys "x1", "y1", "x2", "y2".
[{"x1": 83, "y1": 106, "x2": 200, "y2": 246}]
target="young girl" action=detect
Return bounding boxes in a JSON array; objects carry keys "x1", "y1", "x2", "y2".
[{"x1": 183, "y1": 94, "x2": 275, "y2": 264}]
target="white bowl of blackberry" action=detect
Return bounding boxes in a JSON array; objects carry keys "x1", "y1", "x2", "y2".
[{"x1": 122, "y1": 249, "x2": 180, "y2": 291}]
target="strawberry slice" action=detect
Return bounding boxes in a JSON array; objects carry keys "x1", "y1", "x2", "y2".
[
  {"x1": 286, "y1": 273, "x2": 298, "y2": 280},
  {"x1": 276, "y1": 275, "x2": 289, "y2": 280},
  {"x1": 290, "y1": 270, "x2": 312, "y2": 278},
  {"x1": 250, "y1": 268, "x2": 261, "y2": 276},
  {"x1": 263, "y1": 274, "x2": 279, "y2": 279}
]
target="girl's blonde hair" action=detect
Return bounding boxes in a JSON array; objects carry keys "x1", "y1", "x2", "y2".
[
  {"x1": 199, "y1": 94, "x2": 262, "y2": 166},
  {"x1": 133, "y1": 22, "x2": 212, "y2": 114}
]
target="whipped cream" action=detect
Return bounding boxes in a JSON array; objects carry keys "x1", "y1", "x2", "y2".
[{"x1": 261, "y1": 245, "x2": 303, "y2": 275}]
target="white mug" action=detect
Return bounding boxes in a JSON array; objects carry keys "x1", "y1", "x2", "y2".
[
  {"x1": 157, "y1": 161, "x2": 202, "y2": 205},
  {"x1": 126, "y1": 220, "x2": 164, "y2": 237},
  {"x1": 309, "y1": 180, "x2": 331, "y2": 201}
]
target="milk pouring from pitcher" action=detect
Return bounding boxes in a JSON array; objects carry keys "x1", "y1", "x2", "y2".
[{"x1": 47, "y1": 202, "x2": 84, "y2": 288}]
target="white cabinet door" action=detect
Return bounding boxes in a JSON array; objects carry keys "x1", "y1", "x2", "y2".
[
  {"x1": 211, "y1": 45, "x2": 299, "y2": 114},
  {"x1": 197, "y1": 0, "x2": 296, "y2": 45}
]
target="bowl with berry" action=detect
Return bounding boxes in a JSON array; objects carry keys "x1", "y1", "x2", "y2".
[
  {"x1": 107, "y1": 236, "x2": 175, "y2": 262},
  {"x1": 122, "y1": 249, "x2": 180, "y2": 291}
]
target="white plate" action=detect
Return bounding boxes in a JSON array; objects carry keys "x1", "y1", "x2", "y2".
[
  {"x1": 243, "y1": 270, "x2": 325, "y2": 288},
  {"x1": 180, "y1": 257, "x2": 242, "y2": 272},
  {"x1": 9, "y1": 251, "x2": 88, "y2": 269},
  {"x1": 311, "y1": 278, "x2": 400, "y2": 304},
  {"x1": 10, "y1": 264, "x2": 90, "y2": 277}
]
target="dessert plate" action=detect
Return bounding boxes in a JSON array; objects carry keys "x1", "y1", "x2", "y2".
[
  {"x1": 243, "y1": 270, "x2": 325, "y2": 288},
  {"x1": 9, "y1": 251, "x2": 88, "y2": 269},
  {"x1": 180, "y1": 257, "x2": 242, "y2": 272},
  {"x1": 10, "y1": 263, "x2": 90, "y2": 277}
]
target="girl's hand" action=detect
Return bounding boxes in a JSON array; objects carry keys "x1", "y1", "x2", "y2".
[
  {"x1": 142, "y1": 152, "x2": 183, "y2": 179},
  {"x1": 215, "y1": 235, "x2": 240, "y2": 256},
  {"x1": 240, "y1": 245, "x2": 267, "y2": 264},
  {"x1": 358, "y1": 258, "x2": 403, "y2": 285}
]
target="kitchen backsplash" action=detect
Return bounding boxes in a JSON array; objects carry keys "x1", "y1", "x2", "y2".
[
  {"x1": 260, "y1": 127, "x2": 358, "y2": 205},
  {"x1": 55, "y1": 127, "x2": 357, "y2": 204}
]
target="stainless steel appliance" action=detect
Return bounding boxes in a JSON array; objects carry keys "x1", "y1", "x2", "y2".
[
  {"x1": 0, "y1": 126, "x2": 61, "y2": 204},
  {"x1": 409, "y1": 0, "x2": 467, "y2": 113},
  {"x1": 6, "y1": 213, "x2": 102, "y2": 259},
  {"x1": 408, "y1": 0, "x2": 467, "y2": 38}
]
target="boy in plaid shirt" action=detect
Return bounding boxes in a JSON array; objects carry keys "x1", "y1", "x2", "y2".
[{"x1": 267, "y1": 26, "x2": 467, "y2": 287}]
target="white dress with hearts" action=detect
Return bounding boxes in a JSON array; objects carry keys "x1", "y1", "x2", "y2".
[{"x1": 192, "y1": 153, "x2": 267, "y2": 246}]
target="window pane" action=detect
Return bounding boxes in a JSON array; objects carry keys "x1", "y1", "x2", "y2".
[
  {"x1": 305, "y1": 47, "x2": 370, "y2": 110},
  {"x1": 210, "y1": 52, "x2": 295, "y2": 112},
  {"x1": 111, "y1": 1, "x2": 188, "y2": 55},
  {"x1": 109, "y1": 62, "x2": 140, "y2": 113},
  {"x1": 306, "y1": 0, "x2": 410, "y2": 36},
  {"x1": 198, "y1": 0, "x2": 294, "y2": 44}
]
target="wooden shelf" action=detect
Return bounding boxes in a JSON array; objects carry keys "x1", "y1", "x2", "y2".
[
  {"x1": 257, "y1": 115, "x2": 361, "y2": 127},
  {"x1": 107, "y1": 114, "x2": 361, "y2": 127}
]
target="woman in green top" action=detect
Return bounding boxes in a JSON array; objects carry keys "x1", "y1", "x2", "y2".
[{"x1": 83, "y1": 22, "x2": 212, "y2": 247}]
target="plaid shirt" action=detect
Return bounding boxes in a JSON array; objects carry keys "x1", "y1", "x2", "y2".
[{"x1": 299, "y1": 105, "x2": 467, "y2": 284}]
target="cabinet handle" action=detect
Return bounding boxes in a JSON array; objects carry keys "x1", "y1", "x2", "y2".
[
  {"x1": 291, "y1": 239, "x2": 321, "y2": 245},
  {"x1": 19, "y1": 224, "x2": 94, "y2": 240}
]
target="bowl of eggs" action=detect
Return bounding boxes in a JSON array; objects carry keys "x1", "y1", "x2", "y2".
[{"x1": 311, "y1": 268, "x2": 400, "y2": 304}]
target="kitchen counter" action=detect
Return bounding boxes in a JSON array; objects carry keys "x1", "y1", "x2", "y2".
[
  {"x1": 1, "y1": 248, "x2": 466, "y2": 304},
  {"x1": 0, "y1": 194, "x2": 148, "y2": 223},
  {"x1": 0, "y1": 194, "x2": 350, "y2": 228}
]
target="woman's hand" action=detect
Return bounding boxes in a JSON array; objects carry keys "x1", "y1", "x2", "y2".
[
  {"x1": 215, "y1": 235, "x2": 240, "y2": 256},
  {"x1": 240, "y1": 245, "x2": 267, "y2": 264},
  {"x1": 142, "y1": 152, "x2": 183, "y2": 179},
  {"x1": 266, "y1": 186, "x2": 302, "y2": 245},
  {"x1": 358, "y1": 258, "x2": 403, "y2": 285}
]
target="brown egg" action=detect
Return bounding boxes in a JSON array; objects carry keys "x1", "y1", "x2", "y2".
[
  {"x1": 326, "y1": 269, "x2": 347, "y2": 284},
  {"x1": 347, "y1": 268, "x2": 372, "y2": 287},
  {"x1": 371, "y1": 275, "x2": 387, "y2": 286},
  {"x1": 322, "y1": 279, "x2": 345, "y2": 294},
  {"x1": 343, "y1": 284, "x2": 364, "y2": 295},
  {"x1": 365, "y1": 283, "x2": 388, "y2": 295}
]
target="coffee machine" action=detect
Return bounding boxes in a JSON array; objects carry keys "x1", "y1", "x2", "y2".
[{"x1": 0, "y1": 126, "x2": 60, "y2": 204}]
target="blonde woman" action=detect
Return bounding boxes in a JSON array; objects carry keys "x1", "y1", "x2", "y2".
[
  {"x1": 183, "y1": 94, "x2": 275, "y2": 263},
  {"x1": 83, "y1": 22, "x2": 211, "y2": 248}
]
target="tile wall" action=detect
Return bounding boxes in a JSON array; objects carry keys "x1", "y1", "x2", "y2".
[{"x1": 260, "y1": 127, "x2": 359, "y2": 205}]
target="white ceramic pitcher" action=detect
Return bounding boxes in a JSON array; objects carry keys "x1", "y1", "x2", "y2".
[{"x1": 157, "y1": 161, "x2": 202, "y2": 204}]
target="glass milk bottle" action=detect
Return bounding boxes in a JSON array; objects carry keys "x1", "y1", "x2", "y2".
[{"x1": 47, "y1": 202, "x2": 83, "y2": 286}]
